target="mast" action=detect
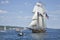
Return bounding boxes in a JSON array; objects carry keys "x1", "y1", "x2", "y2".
[{"x1": 37, "y1": 12, "x2": 39, "y2": 29}]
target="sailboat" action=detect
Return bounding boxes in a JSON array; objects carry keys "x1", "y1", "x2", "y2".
[{"x1": 28, "y1": 2, "x2": 48, "y2": 33}]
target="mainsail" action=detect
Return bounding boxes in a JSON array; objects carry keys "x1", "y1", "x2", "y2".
[{"x1": 29, "y1": 2, "x2": 48, "y2": 30}]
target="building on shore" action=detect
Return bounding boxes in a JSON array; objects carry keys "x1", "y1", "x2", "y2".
[{"x1": 0, "y1": 26, "x2": 24, "y2": 31}]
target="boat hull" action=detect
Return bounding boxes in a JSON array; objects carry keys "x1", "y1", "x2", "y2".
[
  {"x1": 32, "y1": 29, "x2": 46, "y2": 33},
  {"x1": 27, "y1": 28, "x2": 46, "y2": 33}
]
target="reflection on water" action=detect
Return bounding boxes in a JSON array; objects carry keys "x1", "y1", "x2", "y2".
[
  {"x1": 29, "y1": 28, "x2": 60, "y2": 40},
  {"x1": 31, "y1": 33, "x2": 45, "y2": 40},
  {"x1": 0, "y1": 28, "x2": 60, "y2": 40}
]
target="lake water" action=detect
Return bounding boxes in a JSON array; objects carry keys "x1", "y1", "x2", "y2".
[{"x1": 0, "y1": 28, "x2": 60, "y2": 40}]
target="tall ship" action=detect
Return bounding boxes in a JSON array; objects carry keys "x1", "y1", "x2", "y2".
[{"x1": 28, "y1": 2, "x2": 48, "y2": 33}]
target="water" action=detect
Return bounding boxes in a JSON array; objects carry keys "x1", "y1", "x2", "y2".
[{"x1": 0, "y1": 28, "x2": 60, "y2": 40}]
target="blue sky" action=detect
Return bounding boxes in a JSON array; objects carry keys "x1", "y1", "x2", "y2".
[{"x1": 0, "y1": 0, "x2": 60, "y2": 29}]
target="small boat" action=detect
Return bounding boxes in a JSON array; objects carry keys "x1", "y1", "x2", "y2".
[{"x1": 18, "y1": 32, "x2": 24, "y2": 36}]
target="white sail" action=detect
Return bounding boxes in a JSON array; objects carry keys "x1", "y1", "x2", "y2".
[
  {"x1": 29, "y1": 2, "x2": 47, "y2": 30},
  {"x1": 32, "y1": 12, "x2": 37, "y2": 20},
  {"x1": 31, "y1": 14, "x2": 46, "y2": 26},
  {"x1": 32, "y1": 2, "x2": 45, "y2": 14},
  {"x1": 29, "y1": 20, "x2": 37, "y2": 26}
]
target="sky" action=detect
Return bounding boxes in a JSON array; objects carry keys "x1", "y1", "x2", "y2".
[{"x1": 0, "y1": 0, "x2": 60, "y2": 29}]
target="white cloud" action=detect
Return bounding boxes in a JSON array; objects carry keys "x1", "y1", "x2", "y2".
[
  {"x1": 5, "y1": 0, "x2": 9, "y2": 3},
  {"x1": 1, "y1": 0, "x2": 9, "y2": 4},
  {"x1": 0, "y1": 10, "x2": 8, "y2": 14}
]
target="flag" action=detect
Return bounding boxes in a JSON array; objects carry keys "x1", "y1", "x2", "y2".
[
  {"x1": 43, "y1": 12, "x2": 49, "y2": 19},
  {"x1": 46, "y1": 13, "x2": 49, "y2": 19}
]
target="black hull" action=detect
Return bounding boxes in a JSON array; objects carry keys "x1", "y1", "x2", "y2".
[
  {"x1": 32, "y1": 29, "x2": 46, "y2": 33},
  {"x1": 27, "y1": 28, "x2": 46, "y2": 33}
]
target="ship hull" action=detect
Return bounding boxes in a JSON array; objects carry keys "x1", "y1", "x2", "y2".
[
  {"x1": 28, "y1": 28, "x2": 46, "y2": 33},
  {"x1": 32, "y1": 29, "x2": 46, "y2": 33}
]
